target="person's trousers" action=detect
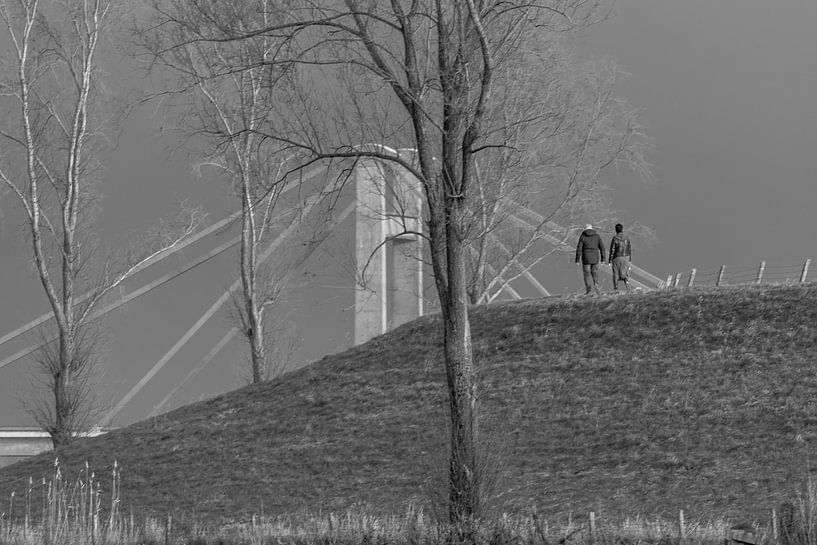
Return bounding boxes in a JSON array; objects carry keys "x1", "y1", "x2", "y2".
[
  {"x1": 612, "y1": 257, "x2": 630, "y2": 291},
  {"x1": 582, "y1": 263, "x2": 600, "y2": 294}
]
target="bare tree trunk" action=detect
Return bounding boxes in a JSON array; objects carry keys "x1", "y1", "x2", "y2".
[
  {"x1": 53, "y1": 332, "x2": 74, "y2": 447},
  {"x1": 248, "y1": 311, "x2": 266, "y2": 383},
  {"x1": 240, "y1": 174, "x2": 266, "y2": 383},
  {"x1": 443, "y1": 204, "x2": 478, "y2": 523},
  {"x1": 435, "y1": 0, "x2": 488, "y2": 522}
]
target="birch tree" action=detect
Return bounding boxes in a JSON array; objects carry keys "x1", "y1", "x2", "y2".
[
  {"x1": 0, "y1": 0, "x2": 201, "y2": 447},
  {"x1": 136, "y1": 0, "x2": 325, "y2": 383}
]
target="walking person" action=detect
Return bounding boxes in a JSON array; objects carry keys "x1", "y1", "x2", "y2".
[
  {"x1": 575, "y1": 224, "x2": 606, "y2": 295},
  {"x1": 609, "y1": 223, "x2": 632, "y2": 293}
]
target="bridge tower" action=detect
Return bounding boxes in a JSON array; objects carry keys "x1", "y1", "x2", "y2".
[{"x1": 354, "y1": 151, "x2": 424, "y2": 344}]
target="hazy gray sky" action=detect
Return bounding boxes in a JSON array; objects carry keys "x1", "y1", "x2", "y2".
[
  {"x1": 2, "y1": 1, "x2": 816, "y2": 426},
  {"x1": 586, "y1": 0, "x2": 817, "y2": 274}
]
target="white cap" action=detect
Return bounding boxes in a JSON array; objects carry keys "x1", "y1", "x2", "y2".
[{"x1": 585, "y1": 224, "x2": 593, "y2": 230}]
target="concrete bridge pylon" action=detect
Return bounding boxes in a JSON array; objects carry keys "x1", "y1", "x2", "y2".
[{"x1": 354, "y1": 151, "x2": 424, "y2": 345}]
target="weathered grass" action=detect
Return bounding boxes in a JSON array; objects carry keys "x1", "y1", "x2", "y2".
[
  {"x1": 0, "y1": 458, "x2": 748, "y2": 544},
  {"x1": 1, "y1": 494, "x2": 740, "y2": 545},
  {"x1": 0, "y1": 458, "x2": 153, "y2": 545},
  {"x1": 1, "y1": 459, "x2": 803, "y2": 545},
  {"x1": 1, "y1": 284, "x2": 817, "y2": 524}
]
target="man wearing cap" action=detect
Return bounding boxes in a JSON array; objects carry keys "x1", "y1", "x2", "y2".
[{"x1": 575, "y1": 223, "x2": 606, "y2": 295}]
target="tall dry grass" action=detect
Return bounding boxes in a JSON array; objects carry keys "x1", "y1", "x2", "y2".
[
  {"x1": 0, "y1": 459, "x2": 745, "y2": 545},
  {"x1": 0, "y1": 458, "x2": 161, "y2": 545},
  {"x1": 774, "y1": 476, "x2": 817, "y2": 545},
  {"x1": 186, "y1": 509, "x2": 739, "y2": 545}
]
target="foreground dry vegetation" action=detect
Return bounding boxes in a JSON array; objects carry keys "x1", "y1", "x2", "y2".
[
  {"x1": 2, "y1": 284, "x2": 817, "y2": 537},
  {"x1": 4, "y1": 457, "x2": 817, "y2": 545},
  {"x1": 0, "y1": 460, "x2": 755, "y2": 545}
]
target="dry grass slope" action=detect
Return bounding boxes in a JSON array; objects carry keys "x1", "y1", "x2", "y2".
[{"x1": 1, "y1": 283, "x2": 816, "y2": 526}]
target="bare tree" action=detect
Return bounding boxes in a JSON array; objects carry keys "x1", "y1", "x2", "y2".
[
  {"x1": 135, "y1": 0, "x2": 332, "y2": 384},
  {"x1": 144, "y1": 0, "x2": 621, "y2": 526},
  {"x1": 0, "y1": 0, "x2": 201, "y2": 447}
]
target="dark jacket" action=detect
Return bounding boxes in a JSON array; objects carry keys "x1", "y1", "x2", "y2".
[
  {"x1": 609, "y1": 232, "x2": 632, "y2": 261},
  {"x1": 575, "y1": 229, "x2": 606, "y2": 265}
]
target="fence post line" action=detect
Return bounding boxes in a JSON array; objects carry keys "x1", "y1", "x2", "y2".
[
  {"x1": 589, "y1": 511, "x2": 596, "y2": 544},
  {"x1": 771, "y1": 508, "x2": 778, "y2": 543},
  {"x1": 756, "y1": 261, "x2": 766, "y2": 284},
  {"x1": 678, "y1": 509, "x2": 686, "y2": 540},
  {"x1": 716, "y1": 265, "x2": 726, "y2": 286},
  {"x1": 688, "y1": 268, "x2": 696, "y2": 287},
  {"x1": 801, "y1": 259, "x2": 811, "y2": 284}
]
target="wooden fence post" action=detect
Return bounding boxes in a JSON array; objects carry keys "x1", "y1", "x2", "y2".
[
  {"x1": 666, "y1": 275, "x2": 673, "y2": 290},
  {"x1": 778, "y1": 501, "x2": 796, "y2": 545},
  {"x1": 673, "y1": 273, "x2": 681, "y2": 288},
  {"x1": 716, "y1": 265, "x2": 726, "y2": 286},
  {"x1": 679, "y1": 510, "x2": 686, "y2": 540},
  {"x1": 756, "y1": 261, "x2": 766, "y2": 284},
  {"x1": 801, "y1": 259, "x2": 811, "y2": 284},
  {"x1": 589, "y1": 511, "x2": 596, "y2": 544},
  {"x1": 771, "y1": 509, "x2": 778, "y2": 543},
  {"x1": 687, "y1": 268, "x2": 696, "y2": 287}
]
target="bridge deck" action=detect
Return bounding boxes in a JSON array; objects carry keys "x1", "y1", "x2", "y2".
[{"x1": 0, "y1": 428, "x2": 52, "y2": 468}]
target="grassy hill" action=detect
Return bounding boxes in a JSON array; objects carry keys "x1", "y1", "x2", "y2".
[{"x1": 1, "y1": 283, "x2": 817, "y2": 526}]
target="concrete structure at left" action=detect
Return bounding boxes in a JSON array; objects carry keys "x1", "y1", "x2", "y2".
[
  {"x1": 0, "y1": 427, "x2": 51, "y2": 468},
  {"x1": 0, "y1": 427, "x2": 111, "y2": 468}
]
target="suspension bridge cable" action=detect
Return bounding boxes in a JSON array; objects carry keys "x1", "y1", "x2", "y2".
[
  {"x1": 0, "y1": 212, "x2": 242, "y2": 349},
  {"x1": 147, "y1": 200, "x2": 358, "y2": 417},
  {"x1": 0, "y1": 236, "x2": 241, "y2": 372},
  {"x1": 148, "y1": 327, "x2": 239, "y2": 418},
  {"x1": 101, "y1": 193, "x2": 329, "y2": 426},
  {"x1": 0, "y1": 165, "x2": 326, "y2": 351}
]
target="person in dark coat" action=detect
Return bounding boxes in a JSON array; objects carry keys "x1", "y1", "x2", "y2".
[
  {"x1": 575, "y1": 224, "x2": 606, "y2": 295},
  {"x1": 608, "y1": 223, "x2": 632, "y2": 293}
]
